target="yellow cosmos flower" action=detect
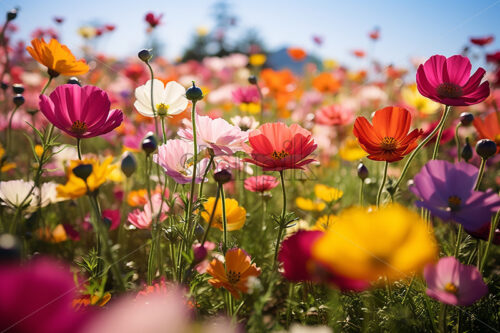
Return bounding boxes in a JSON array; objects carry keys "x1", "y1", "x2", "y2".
[
  {"x1": 314, "y1": 184, "x2": 343, "y2": 203},
  {"x1": 0, "y1": 143, "x2": 16, "y2": 172},
  {"x1": 339, "y1": 138, "x2": 368, "y2": 161},
  {"x1": 239, "y1": 102, "x2": 260, "y2": 114},
  {"x1": 312, "y1": 205, "x2": 437, "y2": 282},
  {"x1": 401, "y1": 84, "x2": 440, "y2": 115},
  {"x1": 323, "y1": 58, "x2": 338, "y2": 70},
  {"x1": 37, "y1": 224, "x2": 68, "y2": 243},
  {"x1": 201, "y1": 197, "x2": 246, "y2": 231},
  {"x1": 26, "y1": 38, "x2": 89, "y2": 76},
  {"x1": 311, "y1": 214, "x2": 338, "y2": 231},
  {"x1": 295, "y1": 197, "x2": 325, "y2": 212},
  {"x1": 57, "y1": 157, "x2": 115, "y2": 199},
  {"x1": 249, "y1": 54, "x2": 266, "y2": 67}
]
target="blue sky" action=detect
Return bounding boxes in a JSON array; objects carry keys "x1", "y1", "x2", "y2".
[{"x1": 3, "y1": 0, "x2": 500, "y2": 68}]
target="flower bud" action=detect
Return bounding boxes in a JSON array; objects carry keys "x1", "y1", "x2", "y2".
[
  {"x1": 248, "y1": 75, "x2": 258, "y2": 85},
  {"x1": 357, "y1": 162, "x2": 369, "y2": 180},
  {"x1": 141, "y1": 132, "x2": 157, "y2": 155},
  {"x1": 475, "y1": 139, "x2": 497, "y2": 160},
  {"x1": 12, "y1": 94, "x2": 24, "y2": 107},
  {"x1": 194, "y1": 224, "x2": 205, "y2": 242},
  {"x1": 214, "y1": 169, "x2": 232, "y2": 184},
  {"x1": 193, "y1": 244, "x2": 207, "y2": 264},
  {"x1": 138, "y1": 49, "x2": 152, "y2": 62},
  {"x1": 0, "y1": 234, "x2": 21, "y2": 262},
  {"x1": 461, "y1": 137, "x2": 473, "y2": 162},
  {"x1": 185, "y1": 82, "x2": 203, "y2": 102},
  {"x1": 121, "y1": 152, "x2": 137, "y2": 177},
  {"x1": 459, "y1": 112, "x2": 474, "y2": 126},
  {"x1": 6, "y1": 9, "x2": 17, "y2": 21},
  {"x1": 67, "y1": 77, "x2": 81, "y2": 86},
  {"x1": 12, "y1": 83, "x2": 24, "y2": 94},
  {"x1": 72, "y1": 164, "x2": 93, "y2": 182},
  {"x1": 1, "y1": 82, "x2": 8, "y2": 90}
]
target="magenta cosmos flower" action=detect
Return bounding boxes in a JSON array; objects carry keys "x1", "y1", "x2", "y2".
[
  {"x1": 178, "y1": 113, "x2": 248, "y2": 156},
  {"x1": 416, "y1": 55, "x2": 490, "y2": 106},
  {"x1": 410, "y1": 160, "x2": 500, "y2": 230},
  {"x1": 278, "y1": 230, "x2": 369, "y2": 291},
  {"x1": 244, "y1": 175, "x2": 279, "y2": 193},
  {"x1": 0, "y1": 258, "x2": 88, "y2": 333},
  {"x1": 424, "y1": 257, "x2": 488, "y2": 306},
  {"x1": 39, "y1": 84, "x2": 123, "y2": 138}
]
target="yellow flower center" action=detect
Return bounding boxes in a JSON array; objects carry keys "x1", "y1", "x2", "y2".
[
  {"x1": 156, "y1": 103, "x2": 170, "y2": 116},
  {"x1": 444, "y1": 282, "x2": 458, "y2": 294},
  {"x1": 71, "y1": 120, "x2": 88, "y2": 135},
  {"x1": 437, "y1": 83, "x2": 463, "y2": 99},
  {"x1": 227, "y1": 269, "x2": 241, "y2": 284},
  {"x1": 448, "y1": 195, "x2": 462, "y2": 211},
  {"x1": 271, "y1": 150, "x2": 289, "y2": 160},
  {"x1": 381, "y1": 137, "x2": 397, "y2": 151}
]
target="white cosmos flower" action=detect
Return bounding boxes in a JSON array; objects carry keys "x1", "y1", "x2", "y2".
[
  {"x1": 0, "y1": 180, "x2": 66, "y2": 212},
  {"x1": 134, "y1": 79, "x2": 188, "y2": 118}
]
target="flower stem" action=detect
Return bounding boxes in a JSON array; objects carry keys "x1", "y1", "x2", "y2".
[
  {"x1": 198, "y1": 155, "x2": 214, "y2": 200},
  {"x1": 359, "y1": 178, "x2": 364, "y2": 206},
  {"x1": 376, "y1": 161, "x2": 388, "y2": 207},
  {"x1": 480, "y1": 209, "x2": 500, "y2": 273},
  {"x1": 454, "y1": 123, "x2": 462, "y2": 162},
  {"x1": 160, "y1": 115, "x2": 167, "y2": 144},
  {"x1": 200, "y1": 183, "x2": 220, "y2": 247},
  {"x1": 220, "y1": 184, "x2": 228, "y2": 254},
  {"x1": 431, "y1": 106, "x2": 452, "y2": 160},
  {"x1": 474, "y1": 158, "x2": 487, "y2": 191},
  {"x1": 438, "y1": 303, "x2": 448, "y2": 333},
  {"x1": 145, "y1": 61, "x2": 160, "y2": 138},
  {"x1": 273, "y1": 170, "x2": 287, "y2": 268},
  {"x1": 40, "y1": 76, "x2": 53, "y2": 95},
  {"x1": 393, "y1": 105, "x2": 451, "y2": 191},
  {"x1": 76, "y1": 138, "x2": 82, "y2": 160},
  {"x1": 186, "y1": 100, "x2": 198, "y2": 230},
  {"x1": 6, "y1": 105, "x2": 19, "y2": 154},
  {"x1": 453, "y1": 225, "x2": 463, "y2": 258}
]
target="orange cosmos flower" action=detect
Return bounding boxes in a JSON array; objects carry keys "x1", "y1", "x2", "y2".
[
  {"x1": 312, "y1": 73, "x2": 340, "y2": 93},
  {"x1": 353, "y1": 106, "x2": 422, "y2": 162},
  {"x1": 206, "y1": 248, "x2": 261, "y2": 299},
  {"x1": 287, "y1": 47, "x2": 307, "y2": 61},
  {"x1": 473, "y1": 111, "x2": 500, "y2": 153},
  {"x1": 26, "y1": 38, "x2": 89, "y2": 77}
]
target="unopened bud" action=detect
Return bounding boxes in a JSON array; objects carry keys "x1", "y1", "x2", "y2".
[
  {"x1": 12, "y1": 83, "x2": 24, "y2": 94},
  {"x1": 72, "y1": 164, "x2": 93, "y2": 181},
  {"x1": 357, "y1": 162, "x2": 369, "y2": 180},
  {"x1": 120, "y1": 152, "x2": 137, "y2": 177},
  {"x1": 475, "y1": 139, "x2": 497, "y2": 160},
  {"x1": 185, "y1": 81, "x2": 203, "y2": 102},
  {"x1": 141, "y1": 132, "x2": 157, "y2": 155},
  {"x1": 13, "y1": 94, "x2": 24, "y2": 107},
  {"x1": 461, "y1": 137, "x2": 473, "y2": 162},
  {"x1": 459, "y1": 112, "x2": 474, "y2": 126},
  {"x1": 138, "y1": 49, "x2": 153, "y2": 62}
]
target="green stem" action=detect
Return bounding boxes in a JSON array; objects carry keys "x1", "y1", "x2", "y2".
[
  {"x1": 393, "y1": 105, "x2": 451, "y2": 191},
  {"x1": 431, "y1": 106, "x2": 452, "y2": 160},
  {"x1": 220, "y1": 184, "x2": 228, "y2": 254},
  {"x1": 401, "y1": 274, "x2": 416, "y2": 305},
  {"x1": 160, "y1": 116, "x2": 167, "y2": 144},
  {"x1": 479, "y1": 210, "x2": 500, "y2": 273},
  {"x1": 6, "y1": 105, "x2": 19, "y2": 154},
  {"x1": 359, "y1": 179, "x2": 364, "y2": 206},
  {"x1": 255, "y1": 82, "x2": 264, "y2": 123},
  {"x1": 273, "y1": 170, "x2": 287, "y2": 268},
  {"x1": 200, "y1": 184, "x2": 220, "y2": 246},
  {"x1": 76, "y1": 138, "x2": 82, "y2": 160},
  {"x1": 474, "y1": 158, "x2": 486, "y2": 191},
  {"x1": 453, "y1": 225, "x2": 463, "y2": 258},
  {"x1": 376, "y1": 161, "x2": 388, "y2": 207},
  {"x1": 145, "y1": 61, "x2": 160, "y2": 138},
  {"x1": 40, "y1": 76, "x2": 53, "y2": 95},
  {"x1": 186, "y1": 100, "x2": 199, "y2": 230},
  {"x1": 438, "y1": 303, "x2": 448, "y2": 333},
  {"x1": 198, "y1": 155, "x2": 214, "y2": 200},
  {"x1": 454, "y1": 123, "x2": 462, "y2": 162}
]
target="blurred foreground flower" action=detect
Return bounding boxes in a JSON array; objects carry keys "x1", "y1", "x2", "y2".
[
  {"x1": 207, "y1": 248, "x2": 261, "y2": 299},
  {"x1": 424, "y1": 256, "x2": 488, "y2": 306},
  {"x1": 26, "y1": 38, "x2": 89, "y2": 76},
  {"x1": 312, "y1": 204, "x2": 438, "y2": 281}
]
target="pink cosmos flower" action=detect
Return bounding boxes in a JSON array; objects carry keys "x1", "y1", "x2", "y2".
[
  {"x1": 153, "y1": 139, "x2": 209, "y2": 184},
  {"x1": 416, "y1": 55, "x2": 490, "y2": 106},
  {"x1": 244, "y1": 175, "x2": 279, "y2": 193},
  {"x1": 128, "y1": 193, "x2": 169, "y2": 229},
  {"x1": 39, "y1": 84, "x2": 123, "y2": 138},
  {"x1": 0, "y1": 258, "x2": 88, "y2": 333},
  {"x1": 178, "y1": 113, "x2": 248, "y2": 156},
  {"x1": 232, "y1": 86, "x2": 260, "y2": 104},
  {"x1": 424, "y1": 256, "x2": 488, "y2": 306},
  {"x1": 314, "y1": 104, "x2": 354, "y2": 126}
]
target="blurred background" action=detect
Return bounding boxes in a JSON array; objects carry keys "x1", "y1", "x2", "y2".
[{"x1": 2, "y1": 0, "x2": 500, "y2": 69}]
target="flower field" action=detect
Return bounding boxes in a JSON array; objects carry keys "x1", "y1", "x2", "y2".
[{"x1": 0, "y1": 3, "x2": 499, "y2": 333}]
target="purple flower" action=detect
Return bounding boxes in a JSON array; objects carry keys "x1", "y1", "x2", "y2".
[
  {"x1": 424, "y1": 257, "x2": 488, "y2": 306},
  {"x1": 410, "y1": 160, "x2": 500, "y2": 230}
]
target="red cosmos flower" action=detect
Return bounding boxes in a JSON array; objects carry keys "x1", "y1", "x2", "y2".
[
  {"x1": 145, "y1": 12, "x2": 163, "y2": 29},
  {"x1": 352, "y1": 49, "x2": 365, "y2": 58},
  {"x1": 470, "y1": 35, "x2": 494, "y2": 46},
  {"x1": 473, "y1": 111, "x2": 500, "y2": 153},
  {"x1": 244, "y1": 122, "x2": 317, "y2": 171},
  {"x1": 416, "y1": 55, "x2": 490, "y2": 106},
  {"x1": 287, "y1": 47, "x2": 307, "y2": 61},
  {"x1": 39, "y1": 84, "x2": 123, "y2": 139},
  {"x1": 244, "y1": 175, "x2": 279, "y2": 193},
  {"x1": 353, "y1": 106, "x2": 423, "y2": 162},
  {"x1": 486, "y1": 51, "x2": 500, "y2": 64},
  {"x1": 368, "y1": 28, "x2": 380, "y2": 40}
]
